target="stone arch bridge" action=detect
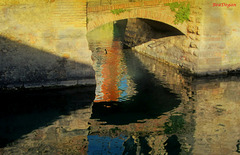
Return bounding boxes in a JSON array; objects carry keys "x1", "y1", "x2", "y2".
[{"x1": 0, "y1": 0, "x2": 240, "y2": 88}]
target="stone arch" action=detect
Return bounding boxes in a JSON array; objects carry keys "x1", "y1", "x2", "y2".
[{"x1": 87, "y1": 7, "x2": 187, "y2": 34}]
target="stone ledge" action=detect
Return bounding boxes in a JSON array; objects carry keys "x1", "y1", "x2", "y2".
[{"x1": 0, "y1": 79, "x2": 96, "y2": 90}]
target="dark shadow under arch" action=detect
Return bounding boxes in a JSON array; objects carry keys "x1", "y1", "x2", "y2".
[
  {"x1": 139, "y1": 18, "x2": 184, "y2": 38},
  {"x1": 87, "y1": 17, "x2": 185, "y2": 48},
  {"x1": 115, "y1": 18, "x2": 185, "y2": 48}
]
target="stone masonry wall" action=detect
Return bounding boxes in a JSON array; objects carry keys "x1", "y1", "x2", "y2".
[
  {"x1": 0, "y1": 0, "x2": 95, "y2": 88},
  {"x1": 117, "y1": 0, "x2": 240, "y2": 75},
  {"x1": 87, "y1": 1, "x2": 187, "y2": 34},
  {"x1": 133, "y1": 35, "x2": 197, "y2": 73},
  {"x1": 124, "y1": 1, "x2": 202, "y2": 74},
  {"x1": 196, "y1": 0, "x2": 240, "y2": 75},
  {"x1": 124, "y1": 18, "x2": 155, "y2": 48}
]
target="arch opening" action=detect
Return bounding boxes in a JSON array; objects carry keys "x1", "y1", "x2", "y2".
[
  {"x1": 140, "y1": 18, "x2": 184, "y2": 37},
  {"x1": 121, "y1": 18, "x2": 185, "y2": 48},
  {"x1": 87, "y1": 17, "x2": 185, "y2": 49}
]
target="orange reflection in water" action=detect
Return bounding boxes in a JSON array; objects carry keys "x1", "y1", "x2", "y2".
[{"x1": 94, "y1": 41, "x2": 122, "y2": 102}]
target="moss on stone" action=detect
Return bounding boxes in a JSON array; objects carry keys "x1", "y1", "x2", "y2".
[
  {"x1": 165, "y1": 2, "x2": 190, "y2": 24},
  {"x1": 110, "y1": 8, "x2": 129, "y2": 15}
]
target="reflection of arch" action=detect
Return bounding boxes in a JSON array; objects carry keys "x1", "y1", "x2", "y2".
[
  {"x1": 123, "y1": 136, "x2": 152, "y2": 154},
  {"x1": 237, "y1": 140, "x2": 240, "y2": 153},
  {"x1": 123, "y1": 136, "x2": 137, "y2": 154},
  {"x1": 90, "y1": 50, "x2": 181, "y2": 125},
  {"x1": 164, "y1": 135, "x2": 181, "y2": 155},
  {"x1": 87, "y1": 6, "x2": 187, "y2": 34}
]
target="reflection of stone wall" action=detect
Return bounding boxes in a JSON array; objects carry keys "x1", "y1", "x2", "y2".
[
  {"x1": 132, "y1": 51, "x2": 196, "y2": 153},
  {"x1": 1, "y1": 106, "x2": 93, "y2": 155},
  {"x1": 89, "y1": 117, "x2": 170, "y2": 154},
  {"x1": 87, "y1": 51, "x2": 196, "y2": 153},
  {"x1": 132, "y1": 51, "x2": 193, "y2": 102},
  {"x1": 193, "y1": 78, "x2": 240, "y2": 154},
  {"x1": 134, "y1": 52, "x2": 240, "y2": 154}
]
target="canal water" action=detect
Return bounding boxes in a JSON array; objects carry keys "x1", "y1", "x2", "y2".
[{"x1": 1, "y1": 22, "x2": 240, "y2": 155}]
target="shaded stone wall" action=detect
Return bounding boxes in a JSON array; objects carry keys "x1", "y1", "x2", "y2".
[
  {"x1": 0, "y1": 0, "x2": 95, "y2": 88},
  {"x1": 124, "y1": 18, "x2": 155, "y2": 47}
]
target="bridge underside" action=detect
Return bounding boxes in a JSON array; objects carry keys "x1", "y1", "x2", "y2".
[{"x1": 122, "y1": 18, "x2": 184, "y2": 47}]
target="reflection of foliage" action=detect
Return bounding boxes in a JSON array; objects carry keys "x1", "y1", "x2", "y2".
[
  {"x1": 111, "y1": 8, "x2": 130, "y2": 15},
  {"x1": 110, "y1": 127, "x2": 121, "y2": 133},
  {"x1": 165, "y1": 2, "x2": 190, "y2": 24},
  {"x1": 164, "y1": 115, "x2": 185, "y2": 134}
]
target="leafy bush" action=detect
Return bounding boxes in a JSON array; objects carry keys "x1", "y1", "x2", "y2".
[{"x1": 165, "y1": 2, "x2": 190, "y2": 24}]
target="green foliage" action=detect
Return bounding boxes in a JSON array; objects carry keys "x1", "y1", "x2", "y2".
[
  {"x1": 111, "y1": 8, "x2": 129, "y2": 15},
  {"x1": 164, "y1": 115, "x2": 185, "y2": 134},
  {"x1": 165, "y1": 2, "x2": 190, "y2": 24}
]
